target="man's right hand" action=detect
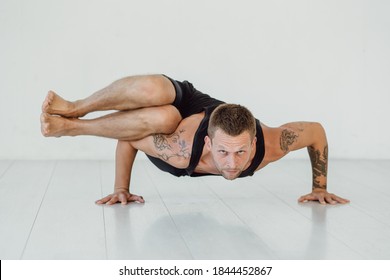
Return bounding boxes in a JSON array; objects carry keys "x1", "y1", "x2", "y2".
[{"x1": 95, "y1": 190, "x2": 145, "y2": 205}]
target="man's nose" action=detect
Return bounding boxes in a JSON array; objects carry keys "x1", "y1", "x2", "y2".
[{"x1": 226, "y1": 154, "x2": 238, "y2": 168}]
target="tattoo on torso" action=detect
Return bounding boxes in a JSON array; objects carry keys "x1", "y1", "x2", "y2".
[
  {"x1": 153, "y1": 130, "x2": 191, "y2": 162},
  {"x1": 308, "y1": 145, "x2": 328, "y2": 190}
]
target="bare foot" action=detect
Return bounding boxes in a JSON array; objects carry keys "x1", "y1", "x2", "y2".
[
  {"x1": 42, "y1": 91, "x2": 80, "y2": 117},
  {"x1": 40, "y1": 113, "x2": 73, "y2": 137}
]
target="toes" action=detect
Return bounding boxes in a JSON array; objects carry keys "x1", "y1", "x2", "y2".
[
  {"x1": 40, "y1": 113, "x2": 50, "y2": 136},
  {"x1": 40, "y1": 112, "x2": 48, "y2": 124},
  {"x1": 40, "y1": 113, "x2": 57, "y2": 137},
  {"x1": 41, "y1": 100, "x2": 48, "y2": 113},
  {"x1": 47, "y1": 90, "x2": 57, "y2": 104},
  {"x1": 40, "y1": 113, "x2": 67, "y2": 138},
  {"x1": 42, "y1": 91, "x2": 54, "y2": 112},
  {"x1": 47, "y1": 90, "x2": 53, "y2": 98}
]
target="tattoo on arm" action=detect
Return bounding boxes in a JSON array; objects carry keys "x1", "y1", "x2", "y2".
[
  {"x1": 280, "y1": 129, "x2": 299, "y2": 153},
  {"x1": 153, "y1": 134, "x2": 171, "y2": 151},
  {"x1": 153, "y1": 131, "x2": 191, "y2": 162},
  {"x1": 308, "y1": 145, "x2": 328, "y2": 190}
]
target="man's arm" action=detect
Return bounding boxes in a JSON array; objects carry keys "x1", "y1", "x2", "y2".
[
  {"x1": 278, "y1": 122, "x2": 349, "y2": 205},
  {"x1": 96, "y1": 140, "x2": 145, "y2": 205}
]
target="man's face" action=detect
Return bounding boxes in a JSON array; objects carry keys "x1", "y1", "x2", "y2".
[{"x1": 205, "y1": 129, "x2": 256, "y2": 180}]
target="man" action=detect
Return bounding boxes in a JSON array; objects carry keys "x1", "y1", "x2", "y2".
[{"x1": 40, "y1": 74, "x2": 349, "y2": 205}]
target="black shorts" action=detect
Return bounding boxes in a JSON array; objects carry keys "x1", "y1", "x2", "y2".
[{"x1": 164, "y1": 75, "x2": 225, "y2": 119}]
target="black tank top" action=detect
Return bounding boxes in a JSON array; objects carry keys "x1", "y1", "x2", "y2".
[{"x1": 146, "y1": 105, "x2": 265, "y2": 177}]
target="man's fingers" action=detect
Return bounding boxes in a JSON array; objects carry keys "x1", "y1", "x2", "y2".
[
  {"x1": 298, "y1": 194, "x2": 314, "y2": 203},
  {"x1": 298, "y1": 195, "x2": 309, "y2": 203},
  {"x1": 96, "y1": 195, "x2": 113, "y2": 205},
  {"x1": 95, "y1": 199, "x2": 104, "y2": 205},
  {"x1": 298, "y1": 191, "x2": 350, "y2": 205},
  {"x1": 325, "y1": 195, "x2": 336, "y2": 205},
  {"x1": 318, "y1": 196, "x2": 326, "y2": 205},
  {"x1": 331, "y1": 194, "x2": 350, "y2": 204},
  {"x1": 96, "y1": 192, "x2": 145, "y2": 205},
  {"x1": 106, "y1": 195, "x2": 120, "y2": 205},
  {"x1": 298, "y1": 192, "x2": 330, "y2": 204},
  {"x1": 118, "y1": 193, "x2": 128, "y2": 205},
  {"x1": 129, "y1": 194, "x2": 145, "y2": 203},
  {"x1": 298, "y1": 196, "x2": 308, "y2": 203}
]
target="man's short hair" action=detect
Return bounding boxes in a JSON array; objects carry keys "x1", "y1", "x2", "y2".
[{"x1": 208, "y1": 104, "x2": 256, "y2": 140}]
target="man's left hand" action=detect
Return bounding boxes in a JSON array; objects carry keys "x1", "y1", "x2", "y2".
[{"x1": 298, "y1": 189, "x2": 350, "y2": 205}]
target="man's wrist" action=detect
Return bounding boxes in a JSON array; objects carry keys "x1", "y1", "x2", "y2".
[
  {"x1": 312, "y1": 187, "x2": 327, "y2": 192},
  {"x1": 114, "y1": 186, "x2": 129, "y2": 192}
]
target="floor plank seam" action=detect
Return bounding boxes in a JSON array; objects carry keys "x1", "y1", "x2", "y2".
[
  {"x1": 20, "y1": 161, "x2": 58, "y2": 259},
  {"x1": 99, "y1": 161, "x2": 109, "y2": 260},
  {"x1": 0, "y1": 160, "x2": 14, "y2": 180}
]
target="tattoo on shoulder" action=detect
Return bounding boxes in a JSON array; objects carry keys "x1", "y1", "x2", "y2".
[
  {"x1": 152, "y1": 130, "x2": 191, "y2": 162},
  {"x1": 280, "y1": 129, "x2": 299, "y2": 153},
  {"x1": 308, "y1": 145, "x2": 328, "y2": 190}
]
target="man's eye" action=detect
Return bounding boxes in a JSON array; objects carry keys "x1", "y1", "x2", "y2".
[
  {"x1": 237, "y1": 151, "x2": 245, "y2": 155},
  {"x1": 219, "y1": 150, "x2": 227, "y2": 154}
]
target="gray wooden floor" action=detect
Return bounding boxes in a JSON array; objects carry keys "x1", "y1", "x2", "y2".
[{"x1": 0, "y1": 159, "x2": 389, "y2": 260}]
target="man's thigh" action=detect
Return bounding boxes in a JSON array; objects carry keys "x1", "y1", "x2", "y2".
[
  {"x1": 136, "y1": 104, "x2": 182, "y2": 136},
  {"x1": 128, "y1": 74, "x2": 177, "y2": 107}
]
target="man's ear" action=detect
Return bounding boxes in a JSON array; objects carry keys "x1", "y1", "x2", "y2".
[
  {"x1": 205, "y1": 135, "x2": 212, "y2": 150},
  {"x1": 252, "y1": 137, "x2": 257, "y2": 148}
]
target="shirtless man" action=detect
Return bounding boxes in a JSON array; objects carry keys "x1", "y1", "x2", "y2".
[{"x1": 40, "y1": 74, "x2": 349, "y2": 205}]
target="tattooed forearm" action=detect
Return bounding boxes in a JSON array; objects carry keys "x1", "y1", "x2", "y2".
[
  {"x1": 280, "y1": 129, "x2": 299, "y2": 153},
  {"x1": 308, "y1": 145, "x2": 328, "y2": 190},
  {"x1": 153, "y1": 131, "x2": 191, "y2": 162}
]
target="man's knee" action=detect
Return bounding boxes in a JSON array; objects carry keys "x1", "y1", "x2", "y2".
[
  {"x1": 140, "y1": 105, "x2": 182, "y2": 135},
  {"x1": 155, "y1": 105, "x2": 182, "y2": 133}
]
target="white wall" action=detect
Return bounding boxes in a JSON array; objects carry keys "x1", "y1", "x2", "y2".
[{"x1": 1, "y1": 0, "x2": 389, "y2": 160}]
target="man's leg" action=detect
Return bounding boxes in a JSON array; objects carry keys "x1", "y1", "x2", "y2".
[
  {"x1": 41, "y1": 105, "x2": 182, "y2": 140},
  {"x1": 42, "y1": 75, "x2": 176, "y2": 118}
]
